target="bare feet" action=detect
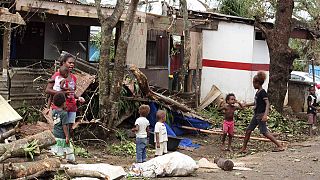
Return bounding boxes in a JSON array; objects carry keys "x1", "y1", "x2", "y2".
[
  {"x1": 239, "y1": 147, "x2": 247, "y2": 153},
  {"x1": 272, "y1": 146, "x2": 285, "y2": 152}
]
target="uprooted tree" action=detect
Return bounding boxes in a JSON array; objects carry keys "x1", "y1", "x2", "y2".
[{"x1": 95, "y1": 0, "x2": 140, "y2": 127}]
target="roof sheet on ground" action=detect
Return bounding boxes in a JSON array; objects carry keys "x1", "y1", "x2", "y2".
[{"x1": 0, "y1": 95, "x2": 22, "y2": 125}]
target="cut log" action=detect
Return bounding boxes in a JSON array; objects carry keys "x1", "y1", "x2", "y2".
[
  {"x1": 0, "y1": 130, "x2": 56, "y2": 162},
  {"x1": 179, "y1": 126, "x2": 287, "y2": 143},
  {"x1": 0, "y1": 158, "x2": 60, "y2": 179},
  {"x1": 2, "y1": 154, "x2": 49, "y2": 163},
  {"x1": 0, "y1": 122, "x2": 20, "y2": 143},
  {"x1": 214, "y1": 158, "x2": 234, "y2": 171},
  {"x1": 65, "y1": 168, "x2": 110, "y2": 179}
]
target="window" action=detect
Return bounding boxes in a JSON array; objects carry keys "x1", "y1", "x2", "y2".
[
  {"x1": 255, "y1": 31, "x2": 266, "y2": 41},
  {"x1": 146, "y1": 30, "x2": 168, "y2": 67}
]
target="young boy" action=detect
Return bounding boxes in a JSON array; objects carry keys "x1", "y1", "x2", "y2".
[
  {"x1": 132, "y1": 105, "x2": 150, "y2": 163},
  {"x1": 240, "y1": 71, "x2": 284, "y2": 153},
  {"x1": 307, "y1": 86, "x2": 318, "y2": 136},
  {"x1": 154, "y1": 110, "x2": 168, "y2": 156},
  {"x1": 218, "y1": 93, "x2": 243, "y2": 151},
  {"x1": 50, "y1": 92, "x2": 75, "y2": 162}
]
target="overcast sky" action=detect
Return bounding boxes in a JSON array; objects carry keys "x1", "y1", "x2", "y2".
[{"x1": 87, "y1": 0, "x2": 219, "y2": 14}]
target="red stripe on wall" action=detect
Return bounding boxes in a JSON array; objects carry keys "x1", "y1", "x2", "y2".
[{"x1": 202, "y1": 59, "x2": 269, "y2": 71}]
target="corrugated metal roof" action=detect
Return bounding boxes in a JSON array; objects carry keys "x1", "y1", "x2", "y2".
[
  {"x1": 0, "y1": 95, "x2": 22, "y2": 125},
  {"x1": 43, "y1": 0, "x2": 115, "y2": 8}
]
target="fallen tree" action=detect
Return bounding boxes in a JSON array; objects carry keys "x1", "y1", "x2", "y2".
[
  {"x1": 0, "y1": 130, "x2": 56, "y2": 162},
  {"x1": 0, "y1": 158, "x2": 60, "y2": 179},
  {"x1": 129, "y1": 65, "x2": 198, "y2": 114}
]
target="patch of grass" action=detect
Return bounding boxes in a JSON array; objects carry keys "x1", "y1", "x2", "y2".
[
  {"x1": 108, "y1": 140, "x2": 136, "y2": 156},
  {"x1": 74, "y1": 145, "x2": 91, "y2": 158}
]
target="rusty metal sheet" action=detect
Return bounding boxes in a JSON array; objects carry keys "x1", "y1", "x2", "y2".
[
  {"x1": 0, "y1": 95, "x2": 22, "y2": 125},
  {"x1": 74, "y1": 71, "x2": 95, "y2": 98}
]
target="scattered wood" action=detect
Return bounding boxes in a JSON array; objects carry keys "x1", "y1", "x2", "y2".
[
  {"x1": 214, "y1": 158, "x2": 234, "y2": 171},
  {"x1": 0, "y1": 130, "x2": 56, "y2": 162},
  {"x1": 64, "y1": 168, "x2": 110, "y2": 179},
  {"x1": 129, "y1": 65, "x2": 204, "y2": 117},
  {"x1": 0, "y1": 8, "x2": 25, "y2": 25},
  {"x1": 179, "y1": 126, "x2": 287, "y2": 143},
  {"x1": 0, "y1": 122, "x2": 20, "y2": 143},
  {"x1": 0, "y1": 158, "x2": 60, "y2": 179}
]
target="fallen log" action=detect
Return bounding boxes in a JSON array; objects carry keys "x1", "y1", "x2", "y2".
[
  {"x1": 180, "y1": 126, "x2": 287, "y2": 143},
  {"x1": 0, "y1": 158, "x2": 60, "y2": 179},
  {"x1": 129, "y1": 65, "x2": 195, "y2": 113},
  {"x1": 2, "y1": 154, "x2": 49, "y2": 163},
  {"x1": 0, "y1": 130, "x2": 56, "y2": 162},
  {"x1": 65, "y1": 168, "x2": 110, "y2": 180},
  {"x1": 214, "y1": 158, "x2": 234, "y2": 171},
  {"x1": 0, "y1": 122, "x2": 20, "y2": 143}
]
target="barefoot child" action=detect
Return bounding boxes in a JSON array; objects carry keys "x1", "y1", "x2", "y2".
[
  {"x1": 307, "y1": 86, "x2": 318, "y2": 136},
  {"x1": 132, "y1": 105, "x2": 150, "y2": 163},
  {"x1": 240, "y1": 71, "x2": 284, "y2": 153},
  {"x1": 50, "y1": 92, "x2": 75, "y2": 162},
  {"x1": 154, "y1": 110, "x2": 168, "y2": 156},
  {"x1": 218, "y1": 93, "x2": 243, "y2": 151}
]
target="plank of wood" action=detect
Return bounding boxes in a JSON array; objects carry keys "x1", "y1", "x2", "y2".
[{"x1": 180, "y1": 126, "x2": 287, "y2": 143}]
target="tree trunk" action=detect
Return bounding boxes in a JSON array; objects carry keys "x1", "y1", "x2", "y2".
[
  {"x1": 256, "y1": 0, "x2": 299, "y2": 112},
  {"x1": 95, "y1": 0, "x2": 125, "y2": 123},
  {"x1": 108, "y1": 0, "x2": 140, "y2": 128},
  {"x1": 195, "y1": 42, "x2": 202, "y2": 107},
  {"x1": 0, "y1": 130, "x2": 55, "y2": 162},
  {"x1": 0, "y1": 158, "x2": 60, "y2": 179},
  {"x1": 98, "y1": 24, "x2": 113, "y2": 123},
  {"x1": 179, "y1": 0, "x2": 191, "y2": 92}
]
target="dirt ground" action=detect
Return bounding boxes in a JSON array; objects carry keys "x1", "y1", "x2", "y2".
[{"x1": 75, "y1": 132, "x2": 320, "y2": 180}]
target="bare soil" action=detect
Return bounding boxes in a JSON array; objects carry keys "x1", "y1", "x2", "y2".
[{"x1": 75, "y1": 131, "x2": 320, "y2": 179}]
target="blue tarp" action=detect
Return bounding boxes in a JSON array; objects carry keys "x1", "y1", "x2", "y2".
[{"x1": 147, "y1": 102, "x2": 210, "y2": 148}]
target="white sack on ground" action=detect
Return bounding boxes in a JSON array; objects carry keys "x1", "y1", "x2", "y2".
[{"x1": 129, "y1": 152, "x2": 198, "y2": 177}]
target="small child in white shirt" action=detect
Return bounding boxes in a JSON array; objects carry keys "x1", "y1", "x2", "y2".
[
  {"x1": 132, "y1": 105, "x2": 150, "y2": 163},
  {"x1": 154, "y1": 110, "x2": 168, "y2": 156},
  {"x1": 53, "y1": 66, "x2": 69, "y2": 92}
]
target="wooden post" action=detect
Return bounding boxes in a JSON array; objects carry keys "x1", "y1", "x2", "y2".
[
  {"x1": 311, "y1": 58, "x2": 315, "y2": 85},
  {"x1": 2, "y1": 22, "x2": 11, "y2": 79}
]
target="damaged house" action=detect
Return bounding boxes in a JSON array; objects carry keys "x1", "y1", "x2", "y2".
[{"x1": 0, "y1": 0, "x2": 318, "y2": 108}]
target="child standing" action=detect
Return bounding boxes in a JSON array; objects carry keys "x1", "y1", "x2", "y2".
[
  {"x1": 50, "y1": 92, "x2": 75, "y2": 162},
  {"x1": 132, "y1": 105, "x2": 150, "y2": 163},
  {"x1": 53, "y1": 66, "x2": 69, "y2": 92},
  {"x1": 240, "y1": 71, "x2": 284, "y2": 153},
  {"x1": 219, "y1": 93, "x2": 243, "y2": 151},
  {"x1": 307, "y1": 86, "x2": 318, "y2": 136},
  {"x1": 154, "y1": 110, "x2": 168, "y2": 156}
]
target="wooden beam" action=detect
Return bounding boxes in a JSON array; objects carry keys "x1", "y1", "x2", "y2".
[
  {"x1": 0, "y1": 8, "x2": 25, "y2": 25},
  {"x1": 15, "y1": 0, "x2": 145, "y2": 22},
  {"x1": 2, "y1": 22, "x2": 11, "y2": 79},
  {"x1": 146, "y1": 14, "x2": 216, "y2": 35}
]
